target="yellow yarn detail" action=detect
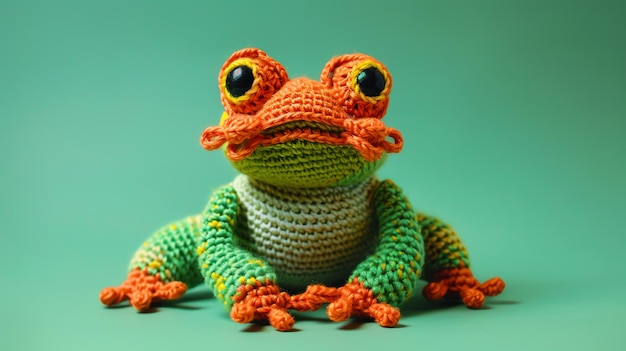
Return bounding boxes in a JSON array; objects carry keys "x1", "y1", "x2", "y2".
[
  {"x1": 219, "y1": 111, "x2": 228, "y2": 126},
  {"x1": 350, "y1": 60, "x2": 390, "y2": 103},
  {"x1": 211, "y1": 272, "x2": 226, "y2": 292},
  {"x1": 247, "y1": 259, "x2": 264, "y2": 266},
  {"x1": 197, "y1": 242, "x2": 208, "y2": 255}
]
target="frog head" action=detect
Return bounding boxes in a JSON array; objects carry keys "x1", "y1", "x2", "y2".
[{"x1": 201, "y1": 48, "x2": 403, "y2": 188}]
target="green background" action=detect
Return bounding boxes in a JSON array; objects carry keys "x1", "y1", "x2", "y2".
[{"x1": 2, "y1": 0, "x2": 625, "y2": 350}]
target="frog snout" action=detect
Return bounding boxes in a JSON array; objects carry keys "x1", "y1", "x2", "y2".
[{"x1": 257, "y1": 77, "x2": 346, "y2": 124}]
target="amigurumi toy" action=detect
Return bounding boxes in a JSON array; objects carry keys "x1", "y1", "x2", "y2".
[{"x1": 100, "y1": 48, "x2": 505, "y2": 331}]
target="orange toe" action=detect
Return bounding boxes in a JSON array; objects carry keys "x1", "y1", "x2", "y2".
[
  {"x1": 460, "y1": 288, "x2": 485, "y2": 309},
  {"x1": 230, "y1": 302, "x2": 256, "y2": 324},
  {"x1": 369, "y1": 303, "x2": 400, "y2": 327},
  {"x1": 327, "y1": 299, "x2": 353, "y2": 322},
  {"x1": 423, "y1": 281, "x2": 449, "y2": 301},
  {"x1": 268, "y1": 308, "x2": 295, "y2": 331},
  {"x1": 479, "y1": 277, "x2": 506, "y2": 296},
  {"x1": 129, "y1": 290, "x2": 152, "y2": 311},
  {"x1": 99, "y1": 286, "x2": 127, "y2": 306},
  {"x1": 157, "y1": 281, "x2": 188, "y2": 300}
]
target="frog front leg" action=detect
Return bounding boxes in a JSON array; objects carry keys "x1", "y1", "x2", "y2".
[
  {"x1": 99, "y1": 215, "x2": 204, "y2": 310},
  {"x1": 292, "y1": 180, "x2": 423, "y2": 327},
  {"x1": 418, "y1": 214, "x2": 505, "y2": 308},
  {"x1": 197, "y1": 185, "x2": 294, "y2": 331}
]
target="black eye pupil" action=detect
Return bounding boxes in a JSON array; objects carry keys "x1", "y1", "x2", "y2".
[
  {"x1": 226, "y1": 66, "x2": 254, "y2": 97},
  {"x1": 357, "y1": 67, "x2": 386, "y2": 97}
]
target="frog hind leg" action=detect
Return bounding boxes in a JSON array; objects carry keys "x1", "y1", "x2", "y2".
[
  {"x1": 418, "y1": 213, "x2": 505, "y2": 308},
  {"x1": 100, "y1": 215, "x2": 204, "y2": 311}
]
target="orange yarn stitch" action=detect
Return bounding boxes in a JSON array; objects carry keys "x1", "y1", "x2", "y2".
[
  {"x1": 219, "y1": 48, "x2": 289, "y2": 115},
  {"x1": 201, "y1": 49, "x2": 402, "y2": 162},
  {"x1": 231, "y1": 280, "x2": 400, "y2": 330},
  {"x1": 422, "y1": 267, "x2": 505, "y2": 309},
  {"x1": 202, "y1": 117, "x2": 402, "y2": 161},
  {"x1": 230, "y1": 280, "x2": 294, "y2": 331},
  {"x1": 99, "y1": 268, "x2": 187, "y2": 311},
  {"x1": 288, "y1": 279, "x2": 401, "y2": 327},
  {"x1": 289, "y1": 284, "x2": 341, "y2": 312},
  {"x1": 201, "y1": 85, "x2": 403, "y2": 161},
  {"x1": 320, "y1": 54, "x2": 391, "y2": 119},
  {"x1": 327, "y1": 279, "x2": 401, "y2": 327}
]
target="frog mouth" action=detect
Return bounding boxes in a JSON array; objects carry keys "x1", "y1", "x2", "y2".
[
  {"x1": 200, "y1": 115, "x2": 403, "y2": 162},
  {"x1": 260, "y1": 121, "x2": 345, "y2": 146}
]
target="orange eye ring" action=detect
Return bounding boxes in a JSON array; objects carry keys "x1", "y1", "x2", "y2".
[
  {"x1": 320, "y1": 54, "x2": 392, "y2": 119},
  {"x1": 218, "y1": 48, "x2": 288, "y2": 115}
]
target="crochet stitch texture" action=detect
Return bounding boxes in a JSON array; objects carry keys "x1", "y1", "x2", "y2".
[
  {"x1": 100, "y1": 48, "x2": 505, "y2": 331},
  {"x1": 232, "y1": 174, "x2": 379, "y2": 290}
]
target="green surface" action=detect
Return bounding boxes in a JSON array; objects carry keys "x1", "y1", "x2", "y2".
[{"x1": 2, "y1": 0, "x2": 625, "y2": 350}]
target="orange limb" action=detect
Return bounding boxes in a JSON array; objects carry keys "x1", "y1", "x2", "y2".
[
  {"x1": 99, "y1": 268, "x2": 187, "y2": 311},
  {"x1": 289, "y1": 284, "x2": 341, "y2": 312},
  {"x1": 422, "y1": 268, "x2": 505, "y2": 309}
]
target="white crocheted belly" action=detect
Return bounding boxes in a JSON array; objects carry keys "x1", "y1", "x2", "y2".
[{"x1": 232, "y1": 175, "x2": 379, "y2": 290}]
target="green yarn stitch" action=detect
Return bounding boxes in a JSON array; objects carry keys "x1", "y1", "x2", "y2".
[
  {"x1": 126, "y1": 180, "x2": 474, "y2": 311},
  {"x1": 230, "y1": 141, "x2": 384, "y2": 188},
  {"x1": 129, "y1": 215, "x2": 204, "y2": 287},
  {"x1": 417, "y1": 214, "x2": 471, "y2": 277},
  {"x1": 197, "y1": 185, "x2": 277, "y2": 309},
  {"x1": 350, "y1": 180, "x2": 424, "y2": 307}
]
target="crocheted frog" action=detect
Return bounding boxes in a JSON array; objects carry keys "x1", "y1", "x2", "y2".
[{"x1": 100, "y1": 48, "x2": 505, "y2": 331}]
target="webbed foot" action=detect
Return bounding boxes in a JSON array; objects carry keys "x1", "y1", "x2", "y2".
[
  {"x1": 230, "y1": 280, "x2": 294, "y2": 331},
  {"x1": 99, "y1": 268, "x2": 187, "y2": 311},
  {"x1": 293, "y1": 279, "x2": 400, "y2": 327},
  {"x1": 422, "y1": 268, "x2": 505, "y2": 308}
]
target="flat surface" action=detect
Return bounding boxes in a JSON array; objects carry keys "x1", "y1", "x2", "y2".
[{"x1": 2, "y1": 0, "x2": 625, "y2": 350}]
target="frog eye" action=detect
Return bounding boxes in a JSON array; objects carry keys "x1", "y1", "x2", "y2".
[
  {"x1": 320, "y1": 55, "x2": 391, "y2": 118},
  {"x1": 225, "y1": 64, "x2": 255, "y2": 98},
  {"x1": 351, "y1": 61, "x2": 390, "y2": 102},
  {"x1": 219, "y1": 48, "x2": 288, "y2": 115},
  {"x1": 356, "y1": 66, "x2": 386, "y2": 97}
]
